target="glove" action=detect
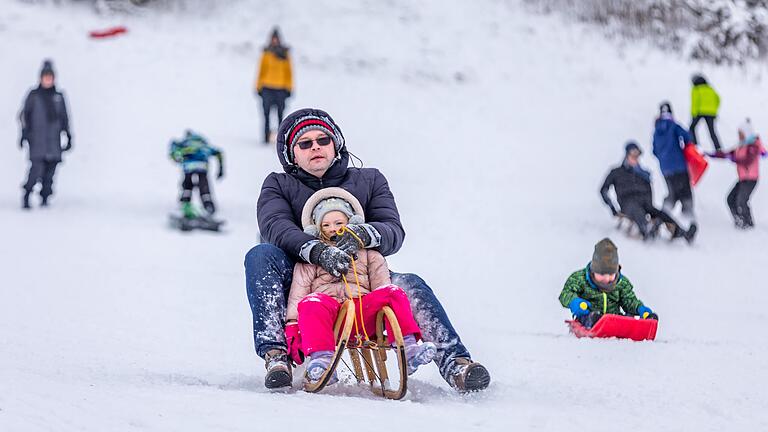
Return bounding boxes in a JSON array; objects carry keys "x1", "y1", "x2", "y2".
[
  {"x1": 332, "y1": 224, "x2": 374, "y2": 256},
  {"x1": 217, "y1": 166, "x2": 224, "y2": 179},
  {"x1": 637, "y1": 305, "x2": 656, "y2": 319},
  {"x1": 284, "y1": 322, "x2": 304, "y2": 365},
  {"x1": 285, "y1": 90, "x2": 291, "y2": 98},
  {"x1": 257, "y1": 90, "x2": 263, "y2": 97},
  {"x1": 568, "y1": 297, "x2": 591, "y2": 317},
  {"x1": 309, "y1": 243, "x2": 351, "y2": 278},
  {"x1": 63, "y1": 131, "x2": 73, "y2": 152},
  {"x1": 19, "y1": 136, "x2": 26, "y2": 149},
  {"x1": 609, "y1": 206, "x2": 618, "y2": 217}
]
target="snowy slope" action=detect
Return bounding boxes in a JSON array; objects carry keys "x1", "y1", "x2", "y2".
[{"x1": 1, "y1": 1, "x2": 767, "y2": 431}]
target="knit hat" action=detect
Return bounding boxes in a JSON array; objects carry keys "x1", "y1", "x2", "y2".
[
  {"x1": 738, "y1": 118, "x2": 757, "y2": 144},
  {"x1": 40, "y1": 59, "x2": 55, "y2": 78},
  {"x1": 301, "y1": 187, "x2": 365, "y2": 237},
  {"x1": 278, "y1": 108, "x2": 345, "y2": 167},
  {"x1": 591, "y1": 238, "x2": 619, "y2": 274},
  {"x1": 625, "y1": 140, "x2": 642, "y2": 155}
]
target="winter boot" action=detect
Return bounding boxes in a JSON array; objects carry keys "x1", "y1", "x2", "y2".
[
  {"x1": 22, "y1": 191, "x2": 31, "y2": 210},
  {"x1": 181, "y1": 202, "x2": 198, "y2": 219},
  {"x1": 264, "y1": 349, "x2": 292, "y2": 389},
  {"x1": 684, "y1": 223, "x2": 698, "y2": 244},
  {"x1": 203, "y1": 200, "x2": 216, "y2": 215},
  {"x1": 444, "y1": 357, "x2": 491, "y2": 393},
  {"x1": 402, "y1": 335, "x2": 437, "y2": 376},
  {"x1": 577, "y1": 311, "x2": 603, "y2": 329},
  {"x1": 304, "y1": 351, "x2": 338, "y2": 385},
  {"x1": 40, "y1": 195, "x2": 49, "y2": 207}
]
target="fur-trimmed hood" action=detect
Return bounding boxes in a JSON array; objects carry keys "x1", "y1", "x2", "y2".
[{"x1": 300, "y1": 187, "x2": 366, "y2": 237}]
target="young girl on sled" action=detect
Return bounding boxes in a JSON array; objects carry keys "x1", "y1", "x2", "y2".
[{"x1": 284, "y1": 187, "x2": 436, "y2": 385}]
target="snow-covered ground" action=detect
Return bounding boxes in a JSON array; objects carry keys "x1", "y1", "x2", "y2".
[{"x1": 1, "y1": 1, "x2": 767, "y2": 430}]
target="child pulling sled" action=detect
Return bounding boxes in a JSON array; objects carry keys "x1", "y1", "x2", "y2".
[{"x1": 169, "y1": 130, "x2": 225, "y2": 230}]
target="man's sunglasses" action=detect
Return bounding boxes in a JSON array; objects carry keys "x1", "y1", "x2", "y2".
[{"x1": 295, "y1": 136, "x2": 333, "y2": 150}]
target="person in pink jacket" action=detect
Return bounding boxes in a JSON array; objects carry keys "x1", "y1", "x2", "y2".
[
  {"x1": 720, "y1": 119, "x2": 766, "y2": 228},
  {"x1": 283, "y1": 187, "x2": 436, "y2": 385}
]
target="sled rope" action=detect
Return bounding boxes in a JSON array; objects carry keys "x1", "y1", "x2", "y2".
[{"x1": 338, "y1": 226, "x2": 371, "y2": 344}]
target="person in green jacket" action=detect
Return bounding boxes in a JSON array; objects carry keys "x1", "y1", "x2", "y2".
[
  {"x1": 689, "y1": 74, "x2": 722, "y2": 152},
  {"x1": 559, "y1": 238, "x2": 658, "y2": 328}
]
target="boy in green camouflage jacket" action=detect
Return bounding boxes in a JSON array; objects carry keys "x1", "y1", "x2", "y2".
[{"x1": 559, "y1": 238, "x2": 658, "y2": 328}]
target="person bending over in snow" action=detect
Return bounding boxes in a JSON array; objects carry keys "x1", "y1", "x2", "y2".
[
  {"x1": 709, "y1": 119, "x2": 767, "y2": 229},
  {"x1": 169, "y1": 130, "x2": 224, "y2": 218},
  {"x1": 284, "y1": 187, "x2": 436, "y2": 385},
  {"x1": 559, "y1": 238, "x2": 658, "y2": 329},
  {"x1": 600, "y1": 141, "x2": 696, "y2": 243}
]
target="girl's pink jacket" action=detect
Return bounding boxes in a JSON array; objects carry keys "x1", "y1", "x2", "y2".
[
  {"x1": 286, "y1": 249, "x2": 391, "y2": 321},
  {"x1": 732, "y1": 137, "x2": 766, "y2": 181}
]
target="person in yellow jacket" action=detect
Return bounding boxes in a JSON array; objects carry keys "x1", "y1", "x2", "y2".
[
  {"x1": 689, "y1": 74, "x2": 722, "y2": 152},
  {"x1": 255, "y1": 27, "x2": 293, "y2": 144}
]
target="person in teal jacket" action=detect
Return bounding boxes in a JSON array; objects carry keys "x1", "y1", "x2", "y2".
[
  {"x1": 689, "y1": 74, "x2": 722, "y2": 152},
  {"x1": 559, "y1": 238, "x2": 658, "y2": 328},
  {"x1": 169, "y1": 130, "x2": 224, "y2": 217}
]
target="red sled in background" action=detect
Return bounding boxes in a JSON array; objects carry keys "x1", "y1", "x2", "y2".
[
  {"x1": 566, "y1": 314, "x2": 658, "y2": 341},
  {"x1": 684, "y1": 143, "x2": 708, "y2": 186},
  {"x1": 89, "y1": 26, "x2": 128, "y2": 39}
]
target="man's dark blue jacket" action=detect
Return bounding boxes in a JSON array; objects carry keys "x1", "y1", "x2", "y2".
[{"x1": 257, "y1": 109, "x2": 405, "y2": 261}]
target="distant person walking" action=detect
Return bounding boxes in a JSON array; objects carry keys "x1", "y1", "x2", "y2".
[
  {"x1": 652, "y1": 101, "x2": 697, "y2": 232},
  {"x1": 689, "y1": 74, "x2": 721, "y2": 152},
  {"x1": 255, "y1": 27, "x2": 293, "y2": 144},
  {"x1": 18, "y1": 59, "x2": 72, "y2": 209}
]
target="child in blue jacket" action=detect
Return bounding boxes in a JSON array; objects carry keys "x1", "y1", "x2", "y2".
[{"x1": 170, "y1": 130, "x2": 224, "y2": 217}]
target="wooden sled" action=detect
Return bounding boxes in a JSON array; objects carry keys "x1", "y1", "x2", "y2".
[{"x1": 303, "y1": 300, "x2": 409, "y2": 400}]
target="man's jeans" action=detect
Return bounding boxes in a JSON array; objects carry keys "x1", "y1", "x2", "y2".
[{"x1": 244, "y1": 244, "x2": 471, "y2": 379}]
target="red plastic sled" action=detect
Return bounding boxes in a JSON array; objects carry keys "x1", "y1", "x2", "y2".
[
  {"x1": 89, "y1": 26, "x2": 128, "y2": 39},
  {"x1": 565, "y1": 314, "x2": 658, "y2": 341},
  {"x1": 684, "y1": 143, "x2": 708, "y2": 186}
]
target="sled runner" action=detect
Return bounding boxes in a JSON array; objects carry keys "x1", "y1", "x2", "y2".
[
  {"x1": 168, "y1": 213, "x2": 225, "y2": 232},
  {"x1": 304, "y1": 299, "x2": 409, "y2": 400},
  {"x1": 566, "y1": 314, "x2": 658, "y2": 341}
]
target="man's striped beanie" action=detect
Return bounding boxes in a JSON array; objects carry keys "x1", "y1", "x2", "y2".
[{"x1": 278, "y1": 108, "x2": 345, "y2": 166}]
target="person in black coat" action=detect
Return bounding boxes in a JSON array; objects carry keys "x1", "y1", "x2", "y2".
[
  {"x1": 600, "y1": 141, "x2": 696, "y2": 243},
  {"x1": 244, "y1": 108, "x2": 490, "y2": 392},
  {"x1": 18, "y1": 60, "x2": 72, "y2": 209}
]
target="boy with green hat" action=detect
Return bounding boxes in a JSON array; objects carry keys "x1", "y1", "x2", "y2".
[{"x1": 559, "y1": 238, "x2": 658, "y2": 328}]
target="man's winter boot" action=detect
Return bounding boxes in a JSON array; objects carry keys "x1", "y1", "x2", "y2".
[
  {"x1": 304, "y1": 351, "x2": 338, "y2": 385},
  {"x1": 402, "y1": 336, "x2": 437, "y2": 376},
  {"x1": 40, "y1": 195, "x2": 49, "y2": 207},
  {"x1": 444, "y1": 357, "x2": 491, "y2": 393},
  {"x1": 22, "y1": 191, "x2": 31, "y2": 210},
  {"x1": 264, "y1": 349, "x2": 292, "y2": 389}
]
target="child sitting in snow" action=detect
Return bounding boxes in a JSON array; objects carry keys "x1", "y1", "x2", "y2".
[
  {"x1": 559, "y1": 238, "x2": 658, "y2": 329},
  {"x1": 713, "y1": 119, "x2": 766, "y2": 229},
  {"x1": 284, "y1": 187, "x2": 436, "y2": 385}
]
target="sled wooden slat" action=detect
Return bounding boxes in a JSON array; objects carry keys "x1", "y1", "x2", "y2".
[
  {"x1": 303, "y1": 300, "x2": 355, "y2": 393},
  {"x1": 303, "y1": 302, "x2": 408, "y2": 400}
]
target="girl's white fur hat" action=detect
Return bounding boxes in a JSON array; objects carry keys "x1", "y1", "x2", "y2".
[{"x1": 301, "y1": 187, "x2": 365, "y2": 237}]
